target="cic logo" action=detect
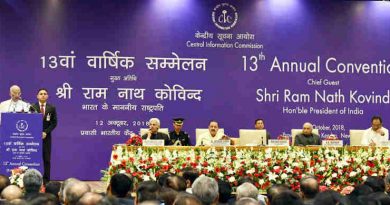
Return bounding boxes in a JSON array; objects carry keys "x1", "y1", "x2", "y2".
[
  {"x1": 212, "y1": 3, "x2": 238, "y2": 30},
  {"x1": 16, "y1": 120, "x2": 29, "y2": 132}
]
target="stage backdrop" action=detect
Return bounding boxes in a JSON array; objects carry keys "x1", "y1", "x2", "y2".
[{"x1": 1, "y1": 0, "x2": 390, "y2": 180}]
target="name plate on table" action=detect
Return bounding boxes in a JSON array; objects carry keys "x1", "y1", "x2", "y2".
[
  {"x1": 143, "y1": 140, "x2": 164, "y2": 146},
  {"x1": 378, "y1": 141, "x2": 390, "y2": 147},
  {"x1": 268, "y1": 139, "x2": 289, "y2": 146},
  {"x1": 211, "y1": 140, "x2": 231, "y2": 146},
  {"x1": 322, "y1": 140, "x2": 343, "y2": 147}
]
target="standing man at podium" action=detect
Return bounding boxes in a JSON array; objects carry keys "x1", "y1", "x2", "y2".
[
  {"x1": 31, "y1": 88, "x2": 57, "y2": 183},
  {"x1": 0, "y1": 85, "x2": 30, "y2": 113}
]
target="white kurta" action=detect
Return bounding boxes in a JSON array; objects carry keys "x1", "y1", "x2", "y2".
[
  {"x1": 196, "y1": 131, "x2": 224, "y2": 146},
  {"x1": 0, "y1": 99, "x2": 30, "y2": 113},
  {"x1": 361, "y1": 127, "x2": 389, "y2": 146}
]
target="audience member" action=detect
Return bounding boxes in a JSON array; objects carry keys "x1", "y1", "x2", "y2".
[
  {"x1": 236, "y1": 197, "x2": 262, "y2": 205},
  {"x1": 45, "y1": 181, "x2": 61, "y2": 203},
  {"x1": 173, "y1": 192, "x2": 202, "y2": 205},
  {"x1": 77, "y1": 192, "x2": 104, "y2": 205},
  {"x1": 157, "y1": 173, "x2": 174, "y2": 187},
  {"x1": 181, "y1": 167, "x2": 199, "y2": 193},
  {"x1": 192, "y1": 176, "x2": 219, "y2": 205},
  {"x1": 60, "y1": 178, "x2": 80, "y2": 204},
  {"x1": 236, "y1": 183, "x2": 258, "y2": 201},
  {"x1": 23, "y1": 169, "x2": 43, "y2": 200},
  {"x1": 64, "y1": 182, "x2": 91, "y2": 205},
  {"x1": 166, "y1": 176, "x2": 186, "y2": 192},
  {"x1": 299, "y1": 175, "x2": 319, "y2": 205},
  {"x1": 135, "y1": 181, "x2": 161, "y2": 205},
  {"x1": 364, "y1": 176, "x2": 386, "y2": 193},
  {"x1": 266, "y1": 184, "x2": 290, "y2": 205},
  {"x1": 159, "y1": 187, "x2": 178, "y2": 205},
  {"x1": 28, "y1": 193, "x2": 58, "y2": 205},
  {"x1": 368, "y1": 192, "x2": 390, "y2": 205},
  {"x1": 271, "y1": 190, "x2": 303, "y2": 205},
  {"x1": 107, "y1": 174, "x2": 133, "y2": 205},
  {"x1": 217, "y1": 180, "x2": 233, "y2": 205},
  {"x1": 313, "y1": 190, "x2": 348, "y2": 205},
  {"x1": 1, "y1": 185, "x2": 23, "y2": 201},
  {"x1": 96, "y1": 196, "x2": 119, "y2": 205}
]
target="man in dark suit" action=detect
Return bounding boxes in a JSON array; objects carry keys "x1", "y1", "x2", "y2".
[
  {"x1": 31, "y1": 88, "x2": 57, "y2": 183},
  {"x1": 294, "y1": 122, "x2": 321, "y2": 146}
]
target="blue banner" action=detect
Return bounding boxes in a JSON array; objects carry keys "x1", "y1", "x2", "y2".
[{"x1": 0, "y1": 113, "x2": 43, "y2": 175}]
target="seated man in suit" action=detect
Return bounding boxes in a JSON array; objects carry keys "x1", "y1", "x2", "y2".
[
  {"x1": 196, "y1": 120, "x2": 229, "y2": 146},
  {"x1": 254, "y1": 118, "x2": 271, "y2": 144},
  {"x1": 294, "y1": 122, "x2": 321, "y2": 146},
  {"x1": 142, "y1": 118, "x2": 172, "y2": 145},
  {"x1": 361, "y1": 115, "x2": 389, "y2": 146}
]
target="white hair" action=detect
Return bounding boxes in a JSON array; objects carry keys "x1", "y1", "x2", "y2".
[
  {"x1": 303, "y1": 122, "x2": 313, "y2": 129},
  {"x1": 236, "y1": 183, "x2": 259, "y2": 200},
  {"x1": 10, "y1": 85, "x2": 20, "y2": 92},
  {"x1": 149, "y1": 118, "x2": 160, "y2": 127},
  {"x1": 192, "y1": 176, "x2": 219, "y2": 205}
]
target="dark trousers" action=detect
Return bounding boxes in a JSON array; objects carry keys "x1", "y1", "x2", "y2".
[{"x1": 43, "y1": 135, "x2": 52, "y2": 182}]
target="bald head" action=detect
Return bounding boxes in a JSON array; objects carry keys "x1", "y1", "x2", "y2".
[
  {"x1": 77, "y1": 192, "x2": 103, "y2": 205},
  {"x1": 1, "y1": 185, "x2": 23, "y2": 201},
  {"x1": 60, "y1": 178, "x2": 80, "y2": 203},
  {"x1": 10, "y1": 85, "x2": 21, "y2": 101},
  {"x1": 65, "y1": 182, "x2": 91, "y2": 205},
  {"x1": 302, "y1": 122, "x2": 313, "y2": 135}
]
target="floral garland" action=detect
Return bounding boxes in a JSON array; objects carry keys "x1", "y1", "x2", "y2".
[{"x1": 102, "y1": 146, "x2": 390, "y2": 192}]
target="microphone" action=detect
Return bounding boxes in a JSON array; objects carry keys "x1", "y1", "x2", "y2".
[{"x1": 19, "y1": 97, "x2": 36, "y2": 113}]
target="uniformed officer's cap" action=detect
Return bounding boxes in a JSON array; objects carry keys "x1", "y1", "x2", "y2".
[{"x1": 173, "y1": 118, "x2": 184, "y2": 125}]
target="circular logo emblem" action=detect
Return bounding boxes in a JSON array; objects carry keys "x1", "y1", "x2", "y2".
[
  {"x1": 16, "y1": 120, "x2": 28, "y2": 132},
  {"x1": 212, "y1": 3, "x2": 238, "y2": 30}
]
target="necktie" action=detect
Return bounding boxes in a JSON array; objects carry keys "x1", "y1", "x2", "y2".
[{"x1": 40, "y1": 104, "x2": 45, "y2": 117}]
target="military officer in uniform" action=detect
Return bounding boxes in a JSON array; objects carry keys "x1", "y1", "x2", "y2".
[{"x1": 169, "y1": 118, "x2": 191, "y2": 146}]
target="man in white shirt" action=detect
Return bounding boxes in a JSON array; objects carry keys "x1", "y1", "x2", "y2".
[
  {"x1": 0, "y1": 85, "x2": 30, "y2": 113},
  {"x1": 196, "y1": 120, "x2": 228, "y2": 146},
  {"x1": 361, "y1": 116, "x2": 389, "y2": 146}
]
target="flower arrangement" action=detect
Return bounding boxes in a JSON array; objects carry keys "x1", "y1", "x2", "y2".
[
  {"x1": 126, "y1": 133, "x2": 143, "y2": 146},
  {"x1": 277, "y1": 135, "x2": 291, "y2": 145},
  {"x1": 9, "y1": 166, "x2": 28, "y2": 188},
  {"x1": 102, "y1": 146, "x2": 390, "y2": 193}
]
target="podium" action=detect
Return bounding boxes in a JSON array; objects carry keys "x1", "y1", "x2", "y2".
[{"x1": 0, "y1": 113, "x2": 43, "y2": 175}]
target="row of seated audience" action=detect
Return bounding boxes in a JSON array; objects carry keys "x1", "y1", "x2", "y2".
[{"x1": 0, "y1": 168, "x2": 390, "y2": 205}]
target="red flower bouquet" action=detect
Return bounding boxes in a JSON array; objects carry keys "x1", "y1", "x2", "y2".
[{"x1": 126, "y1": 133, "x2": 142, "y2": 146}]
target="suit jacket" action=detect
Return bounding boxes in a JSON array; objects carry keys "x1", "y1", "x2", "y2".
[
  {"x1": 31, "y1": 103, "x2": 57, "y2": 135},
  {"x1": 294, "y1": 133, "x2": 321, "y2": 146}
]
